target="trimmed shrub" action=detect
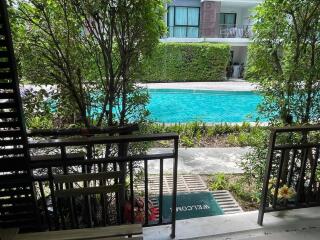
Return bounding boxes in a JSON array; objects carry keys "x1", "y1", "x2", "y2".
[{"x1": 135, "y1": 42, "x2": 230, "y2": 82}]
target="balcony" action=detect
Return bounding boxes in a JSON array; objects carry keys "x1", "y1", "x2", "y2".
[{"x1": 219, "y1": 24, "x2": 253, "y2": 38}]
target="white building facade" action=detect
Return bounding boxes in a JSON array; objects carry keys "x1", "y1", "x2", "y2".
[{"x1": 162, "y1": 0, "x2": 263, "y2": 78}]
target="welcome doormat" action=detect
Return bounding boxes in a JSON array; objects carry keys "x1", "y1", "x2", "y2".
[{"x1": 161, "y1": 192, "x2": 224, "y2": 223}]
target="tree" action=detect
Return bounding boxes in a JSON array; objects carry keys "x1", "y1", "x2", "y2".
[
  {"x1": 71, "y1": 0, "x2": 165, "y2": 126},
  {"x1": 241, "y1": 0, "x2": 320, "y2": 199},
  {"x1": 14, "y1": 0, "x2": 165, "y2": 128},
  {"x1": 15, "y1": 0, "x2": 101, "y2": 127},
  {"x1": 247, "y1": 0, "x2": 320, "y2": 125}
]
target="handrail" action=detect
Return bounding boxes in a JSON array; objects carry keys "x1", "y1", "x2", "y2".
[
  {"x1": 27, "y1": 124, "x2": 139, "y2": 137},
  {"x1": 270, "y1": 124, "x2": 320, "y2": 133},
  {"x1": 274, "y1": 142, "x2": 320, "y2": 150},
  {"x1": 29, "y1": 153, "x2": 176, "y2": 168},
  {"x1": 28, "y1": 133, "x2": 179, "y2": 147}
]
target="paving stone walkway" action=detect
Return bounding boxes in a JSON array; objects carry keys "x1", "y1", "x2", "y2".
[{"x1": 148, "y1": 147, "x2": 251, "y2": 174}]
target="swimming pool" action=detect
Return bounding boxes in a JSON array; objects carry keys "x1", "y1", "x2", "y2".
[{"x1": 147, "y1": 89, "x2": 262, "y2": 123}]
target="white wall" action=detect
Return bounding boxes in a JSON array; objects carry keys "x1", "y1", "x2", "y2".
[
  {"x1": 241, "y1": 8, "x2": 252, "y2": 26},
  {"x1": 220, "y1": 6, "x2": 256, "y2": 26},
  {"x1": 231, "y1": 46, "x2": 247, "y2": 64}
]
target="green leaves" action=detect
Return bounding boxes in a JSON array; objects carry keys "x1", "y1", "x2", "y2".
[
  {"x1": 12, "y1": 0, "x2": 166, "y2": 128},
  {"x1": 247, "y1": 0, "x2": 320, "y2": 125},
  {"x1": 243, "y1": 0, "x2": 320, "y2": 204},
  {"x1": 136, "y1": 42, "x2": 230, "y2": 82}
]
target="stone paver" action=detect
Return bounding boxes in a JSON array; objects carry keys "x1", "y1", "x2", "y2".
[
  {"x1": 148, "y1": 147, "x2": 250, "y2": 174},
  {"x1": 138, "y1": 81, "x2": 257, "y2": 92}
]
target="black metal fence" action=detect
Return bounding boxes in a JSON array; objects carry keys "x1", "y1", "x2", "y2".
[
  {"x1": 258, "y1": 125, "x2": 320, "y2": 225},
  {"x1": 27, "y1": 130, "x2": 179, "y2": 237}
]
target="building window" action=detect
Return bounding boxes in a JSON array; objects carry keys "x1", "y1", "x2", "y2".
[
  {"x1": 219, "y1": 13, "x2": 237, "y2": 26},
  {"x1": 168, "y1": 6, "x2": 200, "y2": 38}
]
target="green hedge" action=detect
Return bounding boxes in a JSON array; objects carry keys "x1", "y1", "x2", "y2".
[{"x1": 136, "y1": 42, "x2": 230, "y2": 82}]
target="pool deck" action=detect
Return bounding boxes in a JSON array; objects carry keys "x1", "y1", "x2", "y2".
[{"x1": 138, "y1": 80, "x2": 257, "y2": 92}]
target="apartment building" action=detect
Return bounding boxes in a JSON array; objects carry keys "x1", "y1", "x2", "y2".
[{"x1": 162, "y1": 0, "x2": 263, "y2": 78}]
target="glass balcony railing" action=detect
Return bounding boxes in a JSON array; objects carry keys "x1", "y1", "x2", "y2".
[
  {"x1": 167, "y1": 26, "x2": 200, "y2": 38},
  {"x1": 218, "y1": 24, "x2": 253, "y2": 38},
  {"x1": 164, "y1": 25, "x2": 253, "y2": 39}
]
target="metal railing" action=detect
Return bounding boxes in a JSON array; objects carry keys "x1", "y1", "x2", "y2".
[
  {"x1": 26, "y1": 124, "x2": 140, "y2": 138},
  {"x1": 258, "y1": 124, "x2": 320, "y2": 225},
  {"x1": 219, "y1": 24, "x2": 253, "y2": 38},
  {"x1": 27, "y1": 131, "x2": 179, "y2": 238}
]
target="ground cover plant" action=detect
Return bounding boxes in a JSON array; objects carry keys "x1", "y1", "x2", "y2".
[{"x1": 144, "y1": 122, "x2": 266, "y2": 147}]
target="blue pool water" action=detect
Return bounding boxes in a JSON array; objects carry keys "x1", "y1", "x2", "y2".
[{"x1": 147, "y1": 89, "x2": 262, "y2": 123}]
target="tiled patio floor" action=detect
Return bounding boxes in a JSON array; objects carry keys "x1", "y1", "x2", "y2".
[{"x1": 143, "y1": 206, "x2": 320, "y2": 240}]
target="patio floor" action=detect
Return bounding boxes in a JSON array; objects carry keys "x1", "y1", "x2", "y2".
[
  {"x1": 138, "y1": 81, "x2": 257, "y2": 92},
  {"x1": 143, "y1": 206, "x2": 320, "y2": 240}
]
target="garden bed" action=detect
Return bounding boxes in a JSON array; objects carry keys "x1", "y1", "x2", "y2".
[{"x1": 145, "y1": 122, "x2": 267, "y2": 148}]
